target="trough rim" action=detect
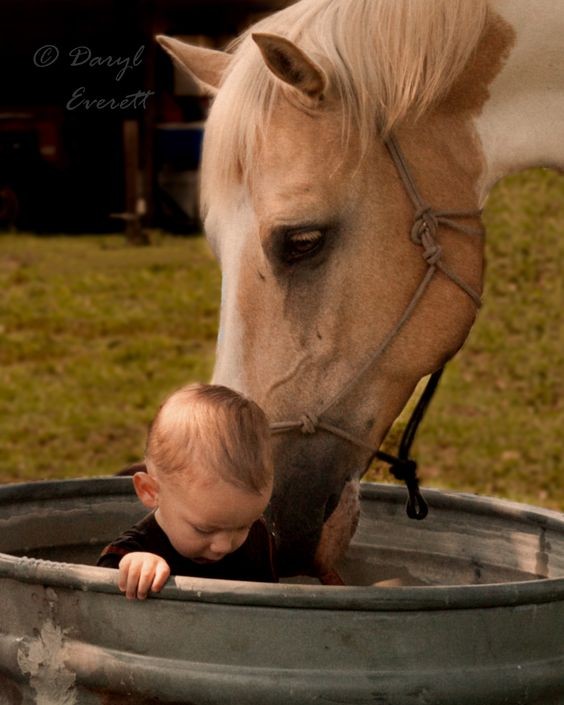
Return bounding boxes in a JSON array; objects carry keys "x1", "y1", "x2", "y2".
[{"x1": 0, "y1": 477, "x2": 562, "y2": 612}]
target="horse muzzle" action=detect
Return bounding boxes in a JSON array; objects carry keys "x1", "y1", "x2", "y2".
[{"x1": 266, "y1": 437, "x2": 364, "y2": 577}]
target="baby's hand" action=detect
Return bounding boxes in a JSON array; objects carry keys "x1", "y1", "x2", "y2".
[{"x1": 118, "y1": 552, "x2": 170, "y2": 600}]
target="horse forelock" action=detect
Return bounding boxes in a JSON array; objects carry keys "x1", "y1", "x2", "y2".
[{"x1": 201, "y1": 0, "x2": 489, "y2": 215}]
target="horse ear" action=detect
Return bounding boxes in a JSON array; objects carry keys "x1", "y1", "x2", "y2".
[
  {"x1": 252, "y1": 32, "x2": 327, "y2": 103},
  {"x1": 156, "y1": 35, "x2": 231, "y2": 97}
]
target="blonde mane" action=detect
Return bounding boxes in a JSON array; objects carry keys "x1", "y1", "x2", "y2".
[{"x1": 202, "y1": 0, "x2": 489, "y2": 212}]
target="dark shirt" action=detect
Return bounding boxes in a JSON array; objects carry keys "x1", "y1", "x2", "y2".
[{"x1": 97, "y1": 512, "x2": 278, "y2": 583}]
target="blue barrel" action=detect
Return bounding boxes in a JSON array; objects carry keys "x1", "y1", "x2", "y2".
[
  {"x1": 0, "y1": 478, "x2": 562, "y2": 704},
  {"x1": 155, "y1": 122, "x2": 204, "y2": 170}
]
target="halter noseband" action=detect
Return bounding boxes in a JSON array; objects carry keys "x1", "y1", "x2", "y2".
[{"x1": 270, "y1": 134, "x2": 484, "y2": 520}]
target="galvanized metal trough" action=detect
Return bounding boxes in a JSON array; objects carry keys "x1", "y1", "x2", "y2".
[{"x1": 0, "y1": 477, "x2": 562, "y2": 705}]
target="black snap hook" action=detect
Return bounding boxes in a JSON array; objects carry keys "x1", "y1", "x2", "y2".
[
  {"x1": 390, "y1": 459, "x2": 429, "y2": 521},
  {"x1": 406, "y1": 487, "x2": 429, "y2": 520}
]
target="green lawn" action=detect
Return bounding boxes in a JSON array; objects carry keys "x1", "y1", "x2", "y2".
[
  {"x1": 0, "y1": 168, "x2": 562, "y2": 511},
  {"x1": 0, "y1": 235, "x2": 220, "y2": 481}
]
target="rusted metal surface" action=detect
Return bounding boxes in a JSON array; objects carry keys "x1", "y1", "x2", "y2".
[{"x1": 0, "y1": 478, "x2": 563, "y2": 704}]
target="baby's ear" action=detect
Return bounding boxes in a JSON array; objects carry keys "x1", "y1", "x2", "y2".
[{"x1": 133, "y1": 471, "x2": 159, "y2": 509}]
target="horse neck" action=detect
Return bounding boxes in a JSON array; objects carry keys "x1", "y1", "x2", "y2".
[{"x1": 475, "y1": 0, "x2": 564, "y2": 201}]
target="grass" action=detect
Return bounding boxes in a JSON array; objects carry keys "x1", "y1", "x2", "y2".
[
  {"x1": 0, "y1": 168, "x2": 562, "y2": 511},
  {"x1": 0, "y1": 235, "x2": 221, "y2": 481}
]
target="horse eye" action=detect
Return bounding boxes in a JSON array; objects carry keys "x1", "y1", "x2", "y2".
[{"x1": 283, "y1": 230, "x2": 325, "y2": 263}]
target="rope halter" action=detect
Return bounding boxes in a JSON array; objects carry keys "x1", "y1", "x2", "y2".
[{"x1": 270, "y1": 134, "x2": 484, "y2": 520}]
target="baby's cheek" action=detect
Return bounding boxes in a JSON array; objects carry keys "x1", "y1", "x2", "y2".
[
  {"x1": 190, "y1": 535, "x2": 209, "y2": 553},
  {"x1": 171, "y1": 530, "x2": 206, "y2": 558},
  {"x1": 232, "y1": 530, "x2": 250, "y2": 551}
]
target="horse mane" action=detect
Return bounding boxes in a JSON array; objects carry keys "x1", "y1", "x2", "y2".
[{"x1": 202, "y1": 0, "x2": 489, "y2": 213}]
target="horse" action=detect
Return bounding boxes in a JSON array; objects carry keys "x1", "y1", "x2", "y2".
[{"x1": 157, "y1": 0, "x2": 564, "y2": 577}]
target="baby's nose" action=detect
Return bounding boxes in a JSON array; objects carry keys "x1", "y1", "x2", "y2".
[{"x1": 210, "y1": 532, "x2": 234, "y2": 555}]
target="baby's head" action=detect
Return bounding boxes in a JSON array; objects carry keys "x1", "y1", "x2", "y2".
[{"x1": 133, "y1": 383, "x2": 273, "y2": 563}]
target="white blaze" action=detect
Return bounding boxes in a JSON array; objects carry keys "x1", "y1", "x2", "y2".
[{"x1": 206, "y1": 193, "x2": 255, "y2": 395}]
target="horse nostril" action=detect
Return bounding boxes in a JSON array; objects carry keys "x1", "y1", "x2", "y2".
[{"x1": 323, "y1": 493, "x2": 340, "y2": 521}]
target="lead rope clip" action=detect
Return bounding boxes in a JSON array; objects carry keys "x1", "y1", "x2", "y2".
[{"x1": 388, "y1": 458, "x2": 428, "y2": 520}]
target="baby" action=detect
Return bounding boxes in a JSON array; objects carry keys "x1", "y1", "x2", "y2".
[{"x1": 97, "y1": 383, "x2": 277, "y2": 598}]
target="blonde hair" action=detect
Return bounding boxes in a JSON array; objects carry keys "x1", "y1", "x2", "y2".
[
  {"x1": 202, "y1": 0, "x2": 488, "y2": 211},
  {"x1": 145, "y1": 384, "x2": 273, "y2": 494}
]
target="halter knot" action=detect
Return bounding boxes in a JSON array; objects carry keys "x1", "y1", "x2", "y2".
[
  {"x1": 411, "y1": 206, "x2": 439, "y2": 243},
  {"x1": 299, "y1": 412, "x2": 319, "y2": 435},
  {"x1": 411, "y1": 208, "x2": 443, "y2": 266},
  {"x1": 420, "y1": 231, "x2": 443, "y2": 266}
]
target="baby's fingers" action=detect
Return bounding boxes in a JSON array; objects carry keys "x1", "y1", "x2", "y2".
[
  {"x1": 137, "y1": 563, "x2": 157, "y2": 600},
  {"x1": 151, "y1": 561, "x2": 171, "y2": 594},
  {"x1": 118, "y1": 557, "x2": 133, "y2": 593},
  {"x1": 123, "y1": 560, "x2": 143, "y2": 600},
  {"x1": 118, "y1": 568, "x2": 127, "y2": 593}
]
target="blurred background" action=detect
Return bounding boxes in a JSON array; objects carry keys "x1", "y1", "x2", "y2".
[
  {"x1": 0, "y1": 0, "x2": 562, "y2": 510},
  {"x1": 0, "y1": 0, "x2": 288, "y2": 236}
]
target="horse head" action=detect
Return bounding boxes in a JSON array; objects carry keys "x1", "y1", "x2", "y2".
[{"x1": 158, "y1": 0, "x2": 517, "y2": 576}]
